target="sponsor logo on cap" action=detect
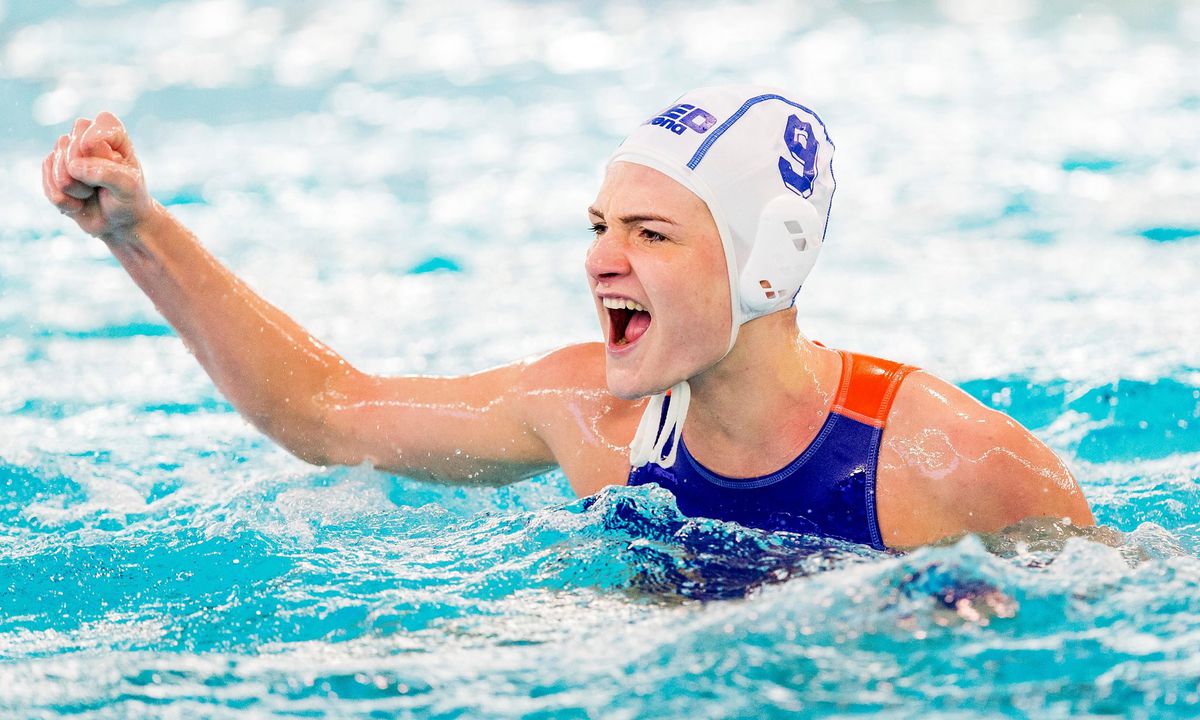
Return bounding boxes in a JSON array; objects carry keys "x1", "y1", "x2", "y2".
[
  {"x1": 778, "y1": 114, "x2": 818, "y2": 198},
  {"x1": 646, "y1": 103, "x2": 718, "y2": 136}
]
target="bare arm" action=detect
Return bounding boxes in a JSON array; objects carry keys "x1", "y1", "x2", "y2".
[
  {"x1": 41, "y1": 113, "x2": 566, "y2": 482},
  {"x1": 879, "y1": 371, "x2": 1095, "y2": 548},
  {"x1": 318, "y1": 342, "x2": 639, "y2": 487}
]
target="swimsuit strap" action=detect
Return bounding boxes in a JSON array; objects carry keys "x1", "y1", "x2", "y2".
[
  {"x1": 627, "y1": 341, "x2": 919, "y2": 549},
  {"x1": 830, "y1": 349, "x2": 919, "y2": 429}
]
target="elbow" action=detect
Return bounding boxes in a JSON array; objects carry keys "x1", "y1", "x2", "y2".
[
  {"x1": 254, "y1": 401, "x2": 361, "y2": 470},
  {"x1": 265, "y1": 424, "x2": 347, "y2": 468},
  {"x1": 278, "y1": 432, "x2": 377, "y2": 470},
  {"x1": 285, "y1": 443, "x2": 344, "y2": 468}
]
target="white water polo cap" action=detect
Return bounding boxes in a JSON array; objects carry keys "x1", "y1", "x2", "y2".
[{"x1": 614, "y1": 86, "x2": 837, "y2": 469}]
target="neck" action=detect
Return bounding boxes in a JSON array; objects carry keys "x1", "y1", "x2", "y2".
[{"x1": 680, "y1": 309, "x2": 842, "y2": 476}]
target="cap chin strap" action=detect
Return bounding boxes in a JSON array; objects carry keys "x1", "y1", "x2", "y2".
[
  {"x1": 628, "y1": 318, "x2": 739, "y2": 470},
  {"x1": 629, "y1": 379, "x2": 692, "y2": 468}
]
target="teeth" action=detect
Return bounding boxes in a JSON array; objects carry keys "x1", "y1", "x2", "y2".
[{"x1": 601, "y1": 297, "x2": 647, "y2": 312}]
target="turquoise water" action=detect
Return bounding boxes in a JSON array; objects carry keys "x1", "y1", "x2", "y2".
[{"x1": 2, "y1": 0, "x2": 1200, "y2": 717}]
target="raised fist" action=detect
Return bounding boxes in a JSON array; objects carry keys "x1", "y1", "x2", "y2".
[{"x1": 42, "y1": 113, "x2": 157, "y2": 241}]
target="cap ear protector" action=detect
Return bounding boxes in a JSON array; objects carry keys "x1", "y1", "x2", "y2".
[{"x1": 738, "y1": 193, "x2": 824, "y2": 316}]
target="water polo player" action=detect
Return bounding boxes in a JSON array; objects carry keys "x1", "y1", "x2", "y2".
[{"x1": 41, "y1": 85, "x2": 1094, "y2": 549}]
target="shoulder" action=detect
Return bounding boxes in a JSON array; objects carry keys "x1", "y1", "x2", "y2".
[
  {"x1": 511, "y1": 343, "x2": 622, "y2": 416},
  {"x1": 516, "y1": 342, "x2": 608, "y2": 387},
  {"x1": 876, "y1": 368, "x2": 1094, "y2": 548},
  {"x1": 512, "y1": 342, "x2": 644, "y2": 492}
]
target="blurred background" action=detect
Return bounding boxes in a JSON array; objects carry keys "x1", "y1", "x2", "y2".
[{"x1": 3, "y1": 0, "x2": 1197, "y2": 381}]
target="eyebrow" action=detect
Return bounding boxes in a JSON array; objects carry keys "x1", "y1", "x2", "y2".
[{"x1": 587, "y1": 207, "x2": 679, "y2": 226}]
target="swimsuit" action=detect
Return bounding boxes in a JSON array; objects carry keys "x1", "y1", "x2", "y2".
[{"x1": 627, "y1": 348, "x2": 918, "y2": 550}]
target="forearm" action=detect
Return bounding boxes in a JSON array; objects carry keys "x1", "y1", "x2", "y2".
[
  {"x1": 43, "y1": 114, "x2": 562, "y2": 478},
  {"x1": 105, "y1": 202, "x2": 358, "y2": 460}
]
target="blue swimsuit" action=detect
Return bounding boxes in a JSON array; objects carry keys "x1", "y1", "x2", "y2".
[{"x1": 627, "y1": 348, "x2": 918, "y2": 550}]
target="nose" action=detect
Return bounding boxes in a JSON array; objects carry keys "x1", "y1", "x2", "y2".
[{"x1": 584, "y1": 230, "x2": 632, "y2": 283}]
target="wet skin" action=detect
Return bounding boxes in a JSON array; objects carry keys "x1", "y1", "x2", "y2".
[{"x1": 43, "y1": 114, "x2": 1095, "y2": 550}]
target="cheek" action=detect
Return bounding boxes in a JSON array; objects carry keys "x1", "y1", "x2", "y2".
[
  {"x1": 694, "y1": 258, "x2": 732, "y2": 337},
  {"x1": 655, "y1": 267, "x2": 730, "y2": 351}
]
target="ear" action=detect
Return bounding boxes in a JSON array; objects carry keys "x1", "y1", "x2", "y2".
[{"x1": 739, "y1": 194, "x2": 823, "y2": 314}]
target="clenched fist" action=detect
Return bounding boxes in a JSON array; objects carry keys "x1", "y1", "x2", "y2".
[{"x1": 42, "y1": 112, "x2": 158, "y2": 242}]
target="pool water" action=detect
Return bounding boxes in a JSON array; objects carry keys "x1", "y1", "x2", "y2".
[{"x1": 2, "y1": 0, "x2": 1199, "y2": 717}]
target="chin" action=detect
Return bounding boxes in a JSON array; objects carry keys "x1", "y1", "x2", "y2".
[
  {"x1": 604, "y1": 375, "x2": 648, "y2": 401},
  {"x1": 605, "y1": 365, "x2": 674, "y2": 401}
]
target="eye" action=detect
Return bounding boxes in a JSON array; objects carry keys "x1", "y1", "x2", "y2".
[
  {"x1": 639, "y1": 228, "x2": 668, "y2": 243},
  {"x1": 589, "y1": 222, "x2": 607, "y2": 236}
]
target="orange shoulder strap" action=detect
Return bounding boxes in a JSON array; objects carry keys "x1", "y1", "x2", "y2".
[{"x1": 829, "y1": 348, "x2": 919, "y2": 429}]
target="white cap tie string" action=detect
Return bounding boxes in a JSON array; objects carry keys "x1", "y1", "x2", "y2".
[{"x1": 629, "y1": 379, "x2": 691, "y2": 468}]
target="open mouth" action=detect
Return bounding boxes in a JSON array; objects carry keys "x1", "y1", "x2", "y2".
[{"x1": 603, "y1": 297, "x2": 652, "y2": 348}]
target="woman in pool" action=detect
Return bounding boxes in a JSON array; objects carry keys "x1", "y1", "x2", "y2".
[{"x1": 41, "y1": 86, "x2": 1094, "y2": 550}]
